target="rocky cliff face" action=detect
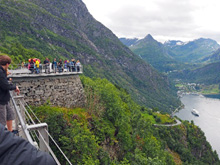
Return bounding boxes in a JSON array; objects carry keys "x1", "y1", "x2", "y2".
[{"x1": 0, "y1": 0, "x2": 180, "y2": 112}]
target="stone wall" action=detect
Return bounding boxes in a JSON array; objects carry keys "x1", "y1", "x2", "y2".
[{"x1": 12, "y1": 74, "x2": 85, "y2": 108}]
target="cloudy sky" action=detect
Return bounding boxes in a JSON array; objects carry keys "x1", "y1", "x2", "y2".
[{"x1": 82, "y1": 0, "x2": 220, "y2": 43}]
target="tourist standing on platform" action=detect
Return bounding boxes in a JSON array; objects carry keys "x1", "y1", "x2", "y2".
[
  {"x1": 71, "y1": 59, "x2": 76, "y2": 72},
  {"x1": 52, "y1": 58, "x2": 57, "y2": 73},
  {"x1": 64, "y1": 60, "x2": 67, "y2": 72},
  {"x1": 76, "y1": 60, "x2": 81, "y2": 72},
  {"x1": 67, "y1": 60, "x2": 71, "y2": 72},
  {"x1": 29, "y1": 59, "x2": 35, "y2": 74},
  {"x1": 21, "y1": 61, "x2": 25, "y2": 68},
  {"x1": 0, "y1": 55, "x2": 20, "y2": 131},
  {"x1": 58, "y1": 59, "x2": 63, "y2": 73},
  {"x1": 44, "y1": 58, "x2": 50, "y2": 74},
  {"x1": 35, "y1": 60, "x2": 40, "y2": 74}
]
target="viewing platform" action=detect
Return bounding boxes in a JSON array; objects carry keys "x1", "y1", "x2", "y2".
[
  {"x1": 8, "y1": 64, "x2": 83, "y2": 78},
  {"x1": 8, "y1": 64, "x2": 85, "y2": 109}
]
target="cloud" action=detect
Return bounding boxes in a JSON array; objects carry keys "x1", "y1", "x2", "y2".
[
  {"x1": 83, "y1": 0, "x2": 220, "y2": 43},
  {"x1": 106, "y1": 0, "x2": 197, "y2": 41}
]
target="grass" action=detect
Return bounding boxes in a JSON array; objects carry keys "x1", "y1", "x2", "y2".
[
  {"x1": 175, "y1": 84, "x2": 184, "y2": 88},
  {"x1": 155, "y1": 113, "x2": 176, "y2": 124},
  {"x1": 142, "y1": 112, "x2": 156, "y2": 124},
  {"x1": 175, "y1": 82, "x2": 220, "y2": 95},
  {"x1": 142, "y1": 111, "x2": 176, "y2": 124},
  {"x1": 201, "y1": 84, "x2": 220, "y2": 94}
]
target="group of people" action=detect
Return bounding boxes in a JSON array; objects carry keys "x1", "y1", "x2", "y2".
[
  {"x1": 0, "y1": 55, "x2": 56, "y2": 164},
  {"x1": 27, "y1": 57, "x2": 82, "y2": 74},
  {"x1": 51, "y1": 58, "x2": 81, "y2": 73}
]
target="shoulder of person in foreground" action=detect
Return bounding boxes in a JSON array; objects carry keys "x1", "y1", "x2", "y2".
[{"x1": 0, "y1": 124, "x2": 56, "y2": 165}]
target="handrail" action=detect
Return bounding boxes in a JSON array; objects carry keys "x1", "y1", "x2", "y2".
[
  {"x1": 10, "y1": 94, "x2": 34, "y2": 144},
  {"x1": 10, "y1": 91, "x2": 72, "y2": 165},
  {"x1": 8, "y1": 63, "x2": 83, "y2": 75}
]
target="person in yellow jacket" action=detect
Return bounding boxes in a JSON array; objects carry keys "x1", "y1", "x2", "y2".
[{"x1": 35, "y1": 60, "x2": 40, "y2": 74}]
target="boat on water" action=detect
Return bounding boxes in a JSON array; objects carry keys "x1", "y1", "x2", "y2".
[{"x1": 191, "y1": 108, "x2": 199, "y2": 116}]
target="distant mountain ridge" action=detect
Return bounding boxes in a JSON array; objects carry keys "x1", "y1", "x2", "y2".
[
  {"x1": 164, "y1": 38, "x2": 220, "y2": 63},
  {"x1": 120, "y1": 36, "x2": 220, "y2": 76},
  {"x1": 120, "y1": 35, "x2": 186, "y2": 72},
  {"x1": 202, "y1": 48, "x2": 220, "y2": 62},
  {"x1": 119, "y1": 37, "x2": 139, "y2": 47},
  {"x1": 121, "y1": 36, "x2": 220, "y2": 64},
  {"x1": 164, "y1": 40, "x2": 189, "y2": 48}
]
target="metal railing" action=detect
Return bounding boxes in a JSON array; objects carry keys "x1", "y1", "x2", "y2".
[
  {"x1": 8, "y1": 63, "x2": 83, "y2": 75},
  {"x1": 10, "y1": 91, "x2": 72, "y2": 165}
]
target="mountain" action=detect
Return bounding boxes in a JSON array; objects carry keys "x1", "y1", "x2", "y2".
[
  {"x1": 164, "y1": 40, "x2": 187, "y2": 48},
  {"x1": 189, "y1": 62, "x2": 220, "y2": 84},
  {"x1": 119, "y1": 37, "x2": 139, "y2": 47},
  {"x1": 0, "y1": 0, "x2": 180, "y2": 112},
  {"x1": 170, "y1": 62, "x2": 220, "y2": 84},
  {"x1": 164, "y1": 38, "x2": 220, "y2": 63},
  {"x1": 202, "y1": 48, "x2": 220, "y2": 63},
  {"x1": 125, "y1": 34, "x2": 183, "y2": 72}
]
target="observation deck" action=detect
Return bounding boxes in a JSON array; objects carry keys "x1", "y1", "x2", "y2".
[{"x1": 8, "y1": 63, "x2": 83, "y2": 78}]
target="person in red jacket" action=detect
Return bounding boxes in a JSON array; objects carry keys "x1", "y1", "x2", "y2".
[{"x1": 0, "y1": 55, "x2": 20, "y2": 131}]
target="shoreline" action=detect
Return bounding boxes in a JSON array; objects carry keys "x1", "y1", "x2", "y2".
[{"x1": 175, "y1": 94, "x2": 220, "y2": 157}]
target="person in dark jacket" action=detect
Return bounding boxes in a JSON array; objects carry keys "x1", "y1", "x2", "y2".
[
  {"x1": 0, "y1": 123, "x2": 56, "y2": 165},
  {"x1": 29, "y1": 58, "x2": 35, "y2": 74},
  {"x1": 0, "y1": 55, "x2": 20, "y2": 130},
  {"x1": 44, "y1": 58, "x2": 50, "y2": 74},
  {"x1": 71, "y1": 59, "x2": 76, "y2": 72},
  {"x1": 58, "y1": 59, "x2": 63, "y2": 73},
  {"x1": 52, "y1": 58, "x2": 57, "y2": 73}
]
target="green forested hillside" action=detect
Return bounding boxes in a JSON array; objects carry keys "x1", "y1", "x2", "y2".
[
  {"x1": 32, "y1": 76, "x2": 219, "y2": 164},
  {"x1": 169, "y1": 62, "x2": 220, "y2": 85},
  {"x1": 202, "y1": 48, "x2": 220, "y2": 63},
  {"x1": 0, "y1": 0, "x2": 180, "y2": 112}
]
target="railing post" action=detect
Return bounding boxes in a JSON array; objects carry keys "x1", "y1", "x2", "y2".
[
  {"x1": 27, "y1": 123, "x2": 49, "y2": 153},
  {"x1": 39, "y1": 126, "x2": 49, "y2": 153},
  {"x1": 10, "y1": 95, "x2": 34, "y2": 145}
]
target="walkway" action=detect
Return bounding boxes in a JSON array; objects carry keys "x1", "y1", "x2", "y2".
[
  {"x1": 154, "y1": 118, "x2": 182, "y2": 127},
  {"x1": 8, "y1": 67, "x2": 83, "y2": 78}
]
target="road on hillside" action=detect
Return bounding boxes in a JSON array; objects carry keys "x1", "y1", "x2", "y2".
[{"x1": 154, "y1": 119, "x2": 181, "y2": 127}]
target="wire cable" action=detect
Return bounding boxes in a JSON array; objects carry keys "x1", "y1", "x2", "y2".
[{"x1": 14, "y1": 96, "x2": 72, "y2": 165}]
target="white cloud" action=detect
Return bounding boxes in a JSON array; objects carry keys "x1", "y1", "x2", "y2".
[{"x1": 82, "y1": 0, "x2": 220, "y2": 43}]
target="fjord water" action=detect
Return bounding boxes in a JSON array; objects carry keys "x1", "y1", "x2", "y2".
[{"x1": 175, "y1": 94, "x2": 220, "y2": 156}]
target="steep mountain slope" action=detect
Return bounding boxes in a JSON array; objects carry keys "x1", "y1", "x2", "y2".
[
  {"x1": 170, "y1": 62, "x2": 220, "y2": 84},
  {"x1": 0, "y1": 0, "x2": 180, "y2": 112},
  {"x1": 164, "y1": 38, "x2": 220, "y2": 63},
  {"x1": 202, "y1": 48, "x2": 220, "y2": 63},
  {"x1": 33, "y1": 76, "x2": 220, "y2": 164},
  {"x1": 119, "y1": 37, "x2": 139, "y2": 47},
  {"x1": 128, "y1": 34, "x2": 183, "y2": 72}
]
